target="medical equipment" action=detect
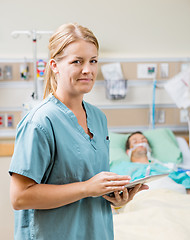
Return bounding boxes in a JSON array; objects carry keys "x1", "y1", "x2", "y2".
[
  {"x1": 164, "y1": 66, "x2": 190, "y2": 109},
  {"x1": 127, "y1": 140, "x2": 177, "y2": 172},
  {"x1": 150, "y1": 158, "x2": 177, "y2": 172},
  {"x1": 145, "y1": 164, "x2": 151, "y2": 176},
  {"x1": 151, "y1": 78, "x2": 157, "y2": 129},
  {"x1": 11, "y1": 30, "x2": 53, "y2": 100},
  {"x1": 101, "y1": 63, "x2": 128, "y2": 100},
  {"x1": 105, "y1": 79, "x2": 127, "y2": 100},
  {"x1": 0, "y1": 66, "x2": 3, "y2": 80},
  {"x1": 36, "y1": 59, "x2": 46, "y2": 80},
  {"x1": 164, "y1": 66, "x2": 190, "y2": 147},
  {"x1": 36, "y1": 59, "x2": 47, "y2": 100},
  {"x1": 4, "y1": 66, "x2": 12, "y2": 80},
  {"x1": 127, "y1": 142, "x2": 152, "y2": 160},
  {"x1": 20, "y1": 60, "x2": 29, "y2": 80},
  {"x1": 11, "y1": 30, "x2": 53, "y2": 116}
]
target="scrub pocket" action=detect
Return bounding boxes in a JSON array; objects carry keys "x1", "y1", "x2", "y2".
[{"x1": 104, "y1": 138, "x2": 110, "y2": 151}]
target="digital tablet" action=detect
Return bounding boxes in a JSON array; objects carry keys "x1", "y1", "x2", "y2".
[
  {"x1": 126, "y1": 173, "x2": 169, "y2": 188},
  {"x1": 107, "y1": 173, "x2": 169, "y2": 197}
]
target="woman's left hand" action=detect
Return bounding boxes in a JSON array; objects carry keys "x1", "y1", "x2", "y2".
[{"x1": 102, "y1": 183, "x2": 149, "y2": 207}]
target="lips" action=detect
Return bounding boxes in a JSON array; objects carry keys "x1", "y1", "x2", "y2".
[
  {"x1": 77, "y1": 78, "x2": 92, "y2": 82},
  {"x1": 137, "y1": 146, "x2": 145, "y2": 150}
]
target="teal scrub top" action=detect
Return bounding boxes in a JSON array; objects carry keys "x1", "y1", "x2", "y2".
[{"x1": 9, "y1": 94, "x2": 113, "y2": 240}]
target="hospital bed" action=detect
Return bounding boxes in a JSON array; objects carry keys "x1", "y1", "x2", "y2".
[{"x1": 109, "y1": 128, "x2": 190, "y2": 240}]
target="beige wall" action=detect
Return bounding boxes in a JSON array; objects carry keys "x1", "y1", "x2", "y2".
[
  {"x1": 0, "y1": 0, "x2": 190, "y2": 58},
  {"x1": 0, "y1": 157, "x2": 14, "y2": 239}
]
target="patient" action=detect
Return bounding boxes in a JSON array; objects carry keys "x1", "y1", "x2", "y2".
[
  {"x1": 125, "y1": 131, "x2": 190, "y2": 194},
  {"x1": 125, "y1": 131, "x2": 151, "y2": 164}
]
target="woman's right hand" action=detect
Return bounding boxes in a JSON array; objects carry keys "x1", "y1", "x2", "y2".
[
  {"x1": 84, "y1": 171, "x2": 131, "y2": 197},
  {"x1": 10, "y1": 171, "x2": 131, "y2": 210}
]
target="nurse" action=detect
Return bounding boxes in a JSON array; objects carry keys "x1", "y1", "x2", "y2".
[{"x1": 9, "y1": 23, "x2": 147, "y2": 240}]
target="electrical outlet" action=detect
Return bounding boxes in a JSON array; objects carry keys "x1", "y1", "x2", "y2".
[
  {"x1": 156, "y1": 110, "x2": 165, "y2": 123},
  {"x1": 0, "y1": 66, "x2": 3, "y2": 80},
  {"x1": 149, "y1": 110, "x2": 165, "y2": 124},
  {"x1": 0, "y1": 114, "x2": 5, "y2": 127},
  {"x1": 7, "y1": 114, "x2": 14, "y2": 127},
  {"x1": 160, "y1": 63, "x2": 169, "y2": 78},
  {"x1": 180, "y1": 109, "x2": 188, "y2": 123}
]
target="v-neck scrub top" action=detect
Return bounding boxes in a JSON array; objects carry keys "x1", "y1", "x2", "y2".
[{"x1": 9, "y1": 94, "x2": 114, "y2": 240}]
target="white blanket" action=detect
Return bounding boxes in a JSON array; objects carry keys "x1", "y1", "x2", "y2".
[{"x1": 113, "y1": 189, "x2": 190, "y2": 240}]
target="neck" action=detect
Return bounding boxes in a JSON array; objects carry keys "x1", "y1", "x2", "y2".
[
  {"x1": 131, "y1": 155, "x2": 149, "y2": 164},
  {"x1": 54, "y1": 90, "x2": 84, "y2": 112}
]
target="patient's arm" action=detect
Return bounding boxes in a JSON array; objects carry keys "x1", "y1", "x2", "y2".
[{"x1": 187, "y1": 189, "x2": 190, "y2": 194}]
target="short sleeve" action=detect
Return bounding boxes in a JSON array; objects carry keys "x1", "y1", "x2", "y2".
[{"x1": 9, "y1": 121, "x2": 54, "y2": 184}]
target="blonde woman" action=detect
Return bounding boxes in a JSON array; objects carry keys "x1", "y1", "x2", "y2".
[{"x1": 9, "y1": 23, "x2": 147, "y2": 240}]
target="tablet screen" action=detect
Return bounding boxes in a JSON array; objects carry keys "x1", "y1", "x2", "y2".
[
  {"x1": 126, "y1": 173, "x2": 169, "y2": 188},
  {"x1": 107, "y1": 173, "x2": 169, "y2": 197}
]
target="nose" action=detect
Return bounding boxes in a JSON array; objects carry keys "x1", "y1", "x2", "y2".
[
  {"x1": 82, "y1": 62, "x2": 91, "y2": 74},
  {"x1": 134, "y1": 140, "x2": 144, "y2": 146}
]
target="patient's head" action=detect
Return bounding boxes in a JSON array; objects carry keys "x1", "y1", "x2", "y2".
[{"x1": 125, "y1": 131, "x2": 151, "y2": 163}]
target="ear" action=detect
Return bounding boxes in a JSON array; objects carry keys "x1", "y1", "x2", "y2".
[
  {"x1": 49, "y1": 59, "x2": 59, "y2": 74},
  {"x1": 126, "y1": 149, "x2": 129, "y2": 155}
]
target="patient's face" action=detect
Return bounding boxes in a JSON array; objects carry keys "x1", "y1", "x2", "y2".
[
  {"x1": 129, "y1": 133, "x2": 148, "y2": 149},
  {"x1": 128, "y1": 134, "x2": 149, "y2": 162}
]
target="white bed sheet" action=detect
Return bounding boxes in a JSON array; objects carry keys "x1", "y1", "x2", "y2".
[
  {"x1": 113, "y1": 189, "x2": 190, "y2": 240},
  {"x1": 147, "y1": 176, "x2": 186, "y2": 194}
]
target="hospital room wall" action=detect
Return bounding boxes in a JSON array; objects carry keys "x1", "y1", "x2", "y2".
[
  {"x1": 1, "y1": 0, "x2": 190, "y2": 136},
  {"x1": 1, "y1": 1, "x2": 190, "y2": 239},
  {"x1": 0, "y1": 59, "x2": 189, "y2": 139},
  {"x1": 1, "y1": 0, "x2": 190, "y2": 139},
  {"x1": 1, "y1": 0, "x2": 190, "y2": 58}
]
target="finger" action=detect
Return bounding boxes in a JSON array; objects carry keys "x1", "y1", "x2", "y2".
[
  {"x1": 102, "y1": 194, "x2": 117, "y2": 204},
  {"x1": 139, "y1": 184, "x2": 149, "y2": 191},
  {"x1": 128, "y1": 184, "x2": 142, "y2": 201},
  {"x1": 105, "y1": 186, "x2": 126, "y2": 193},
  {"x1": 121, "y1": 188, "x2": 129, "y2": 201},
  {"x1": 128, "y1": 187, "x2": 135, "y2": 193},
  {"x1": 105, "y1": 174, "x2": 131, "y2": 182},
  {"x1": 114, "y1": 191, "x2": 122, "y2": 202},
  {"x1": 133, "y1": 183, "x2": 142, "y2": 193},
  {"x1": 102, "y1": 171, "x2": 118, "y2": 176},
  {"x1": 105, "y1": 180, "x2": 130, "y2": 187}
]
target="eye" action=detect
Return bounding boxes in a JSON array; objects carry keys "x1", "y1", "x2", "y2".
[
  {"x1": 72, "y1": 60, "x2": 82, "y2": 64},
  {"x1": 131, "y1": 140, "x2": 136, "y2": 145},
  {"x1": 90, "y1": 59, "x2": 98, "y2": 64}
]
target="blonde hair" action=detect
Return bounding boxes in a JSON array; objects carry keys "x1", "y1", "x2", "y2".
[{"x1": 43, "y1": 23, "x2": 99, "y2": 98}]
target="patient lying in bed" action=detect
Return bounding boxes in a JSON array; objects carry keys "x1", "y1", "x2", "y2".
[
  {"x1": 110, "y1": 131, "x2": 190, "y2": 194},
  {"x1": 110, "y1": 130, "x2": 190, "y2": 240}
]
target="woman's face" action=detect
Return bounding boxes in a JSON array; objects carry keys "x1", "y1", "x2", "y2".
[{"x1": 53, "y1": 39, "x2": 98, "y2": 98}]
